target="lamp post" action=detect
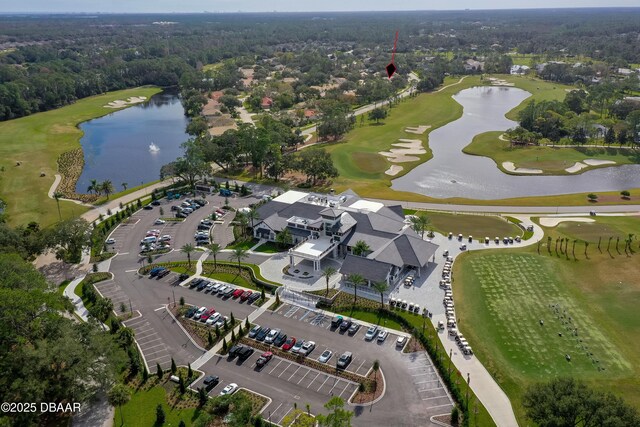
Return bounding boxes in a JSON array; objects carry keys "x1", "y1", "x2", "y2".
[
  {"x1": 448, "y1": 348, "x2": 453, "y2": 379},
  {"x1": 466, "y1": 373, "x2": 471, "y2": 412},
  {"x1": 422, "y1": 308, "x2": 428, "y2": 334},
  {"x1": 172, "y1": 289, "x2": 176, "y2": 308}
]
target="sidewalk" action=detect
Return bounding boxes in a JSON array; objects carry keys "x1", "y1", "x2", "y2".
[{"x1": 63, "y1": 275, "x2": 90, "y2": 322}]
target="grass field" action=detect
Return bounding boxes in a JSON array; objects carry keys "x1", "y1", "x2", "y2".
[
  {"x1": 463, "y1": 131, "x2": 640, "y2": 175},
  {"x1": 119, "y1": 385, "x2": 198, "y2": 426},
  {"x1": 410, "y1": 210, "x2": 521, "y2": 238},
  {"x1": 453, "y1": 215, "x2": 640, "y2": 424},
  {"x1": 0, "y1": 86, "x2": 161, "y2": 227}
]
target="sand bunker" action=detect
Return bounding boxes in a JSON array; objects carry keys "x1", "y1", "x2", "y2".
[
  {"x1": 583, "y1": 159, "x2": 616, "y2": 166},
  {"x1": 405, "y1": 125, "x2": 431, "y2": 135},
  {"x1": 487, "y1": 77, "x2": 515, "y2": 87},
  {"x1": 565, "y1": 162, "x2": 588, "y2": 173},
  {"x1": 379, "y1": 139, "x2": 426, "y2": 163},
  {"x1": 502, "y1": 162, "x2": 542, "y2": 174},
  {"x1": 539, "y1": 217, "x2": 595, "y2": 227},
  {"x1": 104, "y1": 96, "x2": 148, "y2": 108},
  {"x1": 498, "y1": 133, "x2": 509, "y2": 141},
  {"x1": 384, "y1": 165, "x2": 404, "y2": 176}
]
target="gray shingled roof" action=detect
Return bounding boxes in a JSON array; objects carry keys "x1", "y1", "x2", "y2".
[
  {"x1": 319, "y1": 207, "x2": 344, "y2": 218},
  {"x1": 371, "y1": 233, "x2": 438, "y2": 268},
  {"x1": 340, "y1": 254, "x2": 390, "y2": 283}
]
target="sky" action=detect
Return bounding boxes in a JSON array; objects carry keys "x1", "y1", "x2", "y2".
[{"x1": 2, "y1": 0, "x2": 639, "y2": 13}]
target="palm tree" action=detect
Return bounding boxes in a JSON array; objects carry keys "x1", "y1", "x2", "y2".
[
  {"x1": 88, "y1": 178, "x2": 99, "y2": 195},
  {"x1": 372, "y1": 281, "x2": 389, "y2": 309},
  {"x1": 207, "y1": 243, "x2": 221, "y2": 269},
  {"x1": 117, "y1": 327, "x2": 135, "y2": 348},
  {"x1": 108, "y1": 384, "x2": 130, "y2": 427},
  {"x1": 275, "y1": 228, "x2": 293, "y2": 249},
  {"x1": 247, "y1": 208, "x2": 260, "y2": 230},
  {"x1": 101, "y1": 180, "x2": 115, "y2": 200},
  {"x1": 409, "y1": 213, "x2": 430, "y2": 238},
  {"x1": 372, "y1": 359, "x2": 380, "y2": 387},
  {"x1": 347, "y1": 273, "x2": 366, "y2": 306},
  {"x1": 232, "y1": 247, "x2": 248, "y2": 273},
  {"x1": 352, "y1": 240, "x2": 370, "y2": 257},
  {"x1": 237, "y1": 212, "x2": 250, "y2": 237},
  {"x1": 322, "y1": 266, "x2": 338, "y2": 296},
  {"x1": 181, "y1": 243, "x2": 195, "y2": 269},
  {"x1": 53, "y1": 191, "x2": 64, "y2": 221},
  {"x1": 121, "y1": 182, "x2": 128, "y2": 191}
]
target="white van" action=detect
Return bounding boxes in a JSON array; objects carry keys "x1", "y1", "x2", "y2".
[{"x1": 141, "y1": 236, "x2": 157, "y2": 245}]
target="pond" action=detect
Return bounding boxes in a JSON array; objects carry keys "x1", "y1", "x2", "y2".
[
  {"x1": 75, "y1": 91, "x2": 189, "y2": 193},
  {"x1": 391, "y1": 86, "x2": 640, "y2": 199}
]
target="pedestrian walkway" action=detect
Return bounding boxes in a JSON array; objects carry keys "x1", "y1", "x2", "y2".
[{"x1": 63, "y1": 275, "x2": 90, "y2": 322}]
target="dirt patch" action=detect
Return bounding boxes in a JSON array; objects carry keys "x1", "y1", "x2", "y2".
[{"x1": 403, "y1": 336, "x2": 426, "y2": 353}]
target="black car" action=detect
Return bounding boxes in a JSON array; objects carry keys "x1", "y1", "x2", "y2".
[
  {"x1": 330, "y1": 316, "x2": 343, "y2": 329},
  {"x1": 178, "y1": 273, "x2": 189, "y2": 281},
  {"x1": 171, "y1": 205, "x2": 179, "y2": 211},
  {"x1": 348, "y1": 322, "x2": 361, "y2": 335},
  {"x1": 197, "y1": 280, "x2": 209, "y2": 291},
  {"x1": 151, "y1": 200, "x2": 161, "y2": 206},
  {"x1": 248, "y1": 324, "x2": 261, "y2": 339},
  {"x1": 197, "y1": 224, "x2": 211, "y2": 231},
  {"x1": 255, "y1": 327, "x2": 271, "y2": 341},
  {"x1": 339, "y1": 319, "x2": 352, "y2": 332},
  {"x1": 143, "y1": 205, "x2": 153, "y2": 210},
  {"x1": 189, "y1": 278, "x2": 203, "y2": 288},
  {"x1": 194, "y1": 199, "x2": 207, "y2": 206},
  {"x1": 175, "y1": 212, "x2": 187, "y2": 218},
  {"x1": 273, "y1": 332, "x2": 287, "y2": 347},
  {"x1": 185, "y1": 306, "x2": 197, "y2": 318},
  {"x1": 237, "y1": 346, "x2": 254, "y2": 361},
  {"x1": 156, "y1": 269, "x2": 171, "y2": 279},
  {"x1": 247, "y1": 292, "x2": 261, "y2": 304},
  {"x1": 203, "y1": 375, "x2": 219, "y2": 390},
  {"x1": 228, "y1": 344, "x2": 243, "y2": 359}
]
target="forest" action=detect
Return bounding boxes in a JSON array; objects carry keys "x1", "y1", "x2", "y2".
[{"x1": 1, "y1": 8, "x2": 639, "y2": 121}]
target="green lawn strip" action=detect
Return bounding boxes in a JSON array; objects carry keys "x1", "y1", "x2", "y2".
[
  {"x1": 453, "y1": 216, "x2": 640, "y2": 424},
  {"x1": 205, "y1": 261, "x2": 281, "y2": 289},
  {"x1": 57, "y1": 280, "x2": 71, "y2": 295},
  {"x1": 253, "y1": 241, "x2": 284, "y2": 253},
  {"x1": 412, "y1": 210, "x2": 521, "y2": 239},
  {"x1": 118, "y1": 385, "x2": 198, "y2": 426},
  {"x1": 463, "y1": 131, "x2": 640, "y2": 175},
  {"x1": 0, "y1": 86, "x2": 161, "y2": 227},
  {"x1": 93, "y1": 179, "x2": 161, "y2": 205},
  {"x1": 226, "y1": 239, "x2": 258, "y2": 250}
]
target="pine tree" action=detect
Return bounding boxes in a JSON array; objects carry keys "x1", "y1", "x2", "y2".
[
  {"x1": 230, "y1": 312, "x2": 235, "y2": 324},
  {"x1": 231, "y1": 329, "x2": 236, "y2": 342},
  {"x1": 156, "y1": 404, "x2": 166, "y2": 425},
  {"x1": 156, "y1": 363, "x2": 163, "y2": 378},
  {"x1": 170, "y1": 358, "x2": 177, "y2": 374},
  {"x1": 222, "y1": 338, "x2": 228, "y2": 353},
  {"x1": 245, "y1": 318, "x2": 250, "y2": 329},
  {"x1": 187, "y1": 363, "x2": 193, "y2": 379}
]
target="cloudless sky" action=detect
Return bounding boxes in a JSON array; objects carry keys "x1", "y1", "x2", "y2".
[{"x1": 2, "y1": 0, "x2": 639, "y2": 13}]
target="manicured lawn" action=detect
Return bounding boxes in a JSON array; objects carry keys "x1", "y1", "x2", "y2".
[
  {"x1": 463, "y1": 131, "x2": 640, "y2": 175},
  {"x1": 0, "y1": 86, "x2": 161, "y2": 227},
  {"x1": 413, "y1": 210, "x2": 521, "y2": 239},
  {"x1": 118, "y1": 385, "x2": 198, "y2": 427},
  {"x1": 226, "y1": 239, "x2": 257, "y2": 250},
  {"x1": 204, "y1": 271, "x2": 254, "y2": 289},
  {"x1": 453, "y1": 215, "x2": 640, "y2": 424},
  {"x1": 333, "y1": 308, "x2": 404, "y2": 331},
  {"x1": 254, "y1": 241, "x2": 284, "y2": 253}
]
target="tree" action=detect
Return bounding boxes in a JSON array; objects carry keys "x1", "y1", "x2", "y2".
[
  {"x1": 157, "y1": 362, "x2": 163, "y2": 378},
  {"x1": 174, "y1": 139, "x2": 209, "y2": 189},
  {"x1": 156, "y1": 404, "x2": 166, "y2": 425},
  {"x1": 222, "y1": 338, "x2": 228, "y2": 353},
  {"x1": 208, "y1": 243, "x2": 221, "y2": 269},
  {"x1": 322, "y1": 266, "x2": 338, "y2": 296},
  {"x1": 181, "y1": 243, "x2": 195, "y2": 268},
  {"x1": 275, "y1": 228, "x2": 293, "y2": 249},
  {"x1": 170, "y1": 357, "x2": 177, "y2": 374},
  {"x1": 293, "y1": 148, "x2": 338, "y2": 186},
  {"x1": 523, "y1": 377, "x2": 640, "y2": 427},
  {"x1": 317, "y1": 101, "x2": 351, "y2": 141},
  {"x1": 347, "y1": 274, "x2": 366, "y2": 306},
  {"x1": 372, "y1": 359, "x2": 380, "y2": 387},
  {"x1": 368, "y1": 107, "x2": 388, "y2": 124},
  {"x1": 621, "y1": 190, "x2": 631, "y2": 199},
  {"x1": 53, "y1": 191, "x2": 64, "y2": 221},
  {"x1": 100, "y1": 180, "x2": 115, "y2": 200},
  {"x1": 121, "y1": 182, "x2": 128, "y2": 191},
  {"x1": 409, "y1": 213, "x2": 430, "y2": 238},
  {"x1": 352, "y1": 240, "x2": 370, "y2": 257},
  {"x1": 198, "y1": 387, "x2": 207, "y2": 407},
  {"x1": 316, "y1": 396, "x2": 353, "y2": 427},
  {"x1": 358, "y1": 382, "x2": 365, "y2": 402},
  {"x1": 372, "y1": 281, "x2": 388, "y2": 309},
  {"x1": 48, "y1": 218, "x2": 92, "y2": 264},
  {"x1": 451, "y1": 406, "x2": 460, "y2": 426},
  {"x1": 179, "y1": 296, "x2": 185, "y2": 306},
  {"x1": 108, "y1": 384, "x2": 130, "y2": 427},
  {"x1": 231, "y1": 247, "x2": 248, "y2": 273},
  {"x1": 604, "y1": 127, "x2": 616, "y2": 145},
  {"x1": 588, "y1": 193, "x2": 598, "y2": 202},
  {"x1": 117, "y1": 327, "x2": 135, "y2": 349}
]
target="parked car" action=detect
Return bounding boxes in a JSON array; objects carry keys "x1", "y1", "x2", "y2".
[
  {"x1": 228, "y1": 345, "x2": 243, "y2": 359},
  {"x1": 219, "y1": 383, "x2": 238, "y2": 396},
  {"x1": 185, "y1": 306, "x2": 197, "y2": 318},
  {"x1": 217, "y1": 285, "x2": 228, "y2": 295},
  {"x1": 189, "y1": 278, "x2": 203, "y2": 288},
  {"x1": 210, "y1": 282, "x2": 222, "y2": 293},
  {"x1": 240, "y1": 290, "x2": 253, "y2": 301},
  {"x1": 149, "y1": 267, "x2": 165, "y2": 277},
  {"x1": 273, "y1": 332, "x2": 287, "y2": 347},
  {"x1": 201, "y1": 308, "x2": 216, "y2": 322},
  {"x1": 156, "y1": 269, "x2": 170, "y2": 279},
  {"x1": 171, "y1": 205, "x2": 179, "y2": 211},
  {"x1": 299, "y1": 341, "x2": 316, "y2": 356},
  {"x1": 377, "y1": 330, "x2": 388, "y2": 343},
  {"x1": 175, "y1": 212, "x2": 187, "y2": 218},
  {"x1": 248, "y1": 324, "x2": 261, "y2": 339},
  {"x1": 143, "y1": 205, "x2": 153, "y2": 210},
  {"x1": 194, "y1": 307, "x2": 207, "y2": 320},
  {"x1": 197, "y1": 281, "x2": 208, "y2": 291},
  {"x1": 151, "y1": 200, "x2": 161, "y2": 206},
  {"x1": 265, "y1": 328, "x2": 281, "y2": 344},
  {"x1": 206, "y1": 312, "x2": 221, "y2": 326},
  {"x1": 348, "y1": 323, "x2": 361, "y2": 335},
  {"x1": 336, "y1": 352, "x2": 353, "y2": 369},
  {"x1": 105, "y1": 238, "x2": 116, "y2": 244},
  {"x1": 201, "y1": 219, "x2": 213, "y2": 226},
  {"x1": 154, "y1": 218, "x2": 166, "y2": 225},
  {"x1": 232, "y1": 288, "x2": 244, "y2": 299},
  {"x1": 365, "y1": 326, "x2": 379, "y2": 341},
  {"x1": 237, "y1": 346, "x2": 254, "y2": 361},
  {"x1": 330, "y1": 316, "x2": 343, "y2": 329},
  {"x1": 282, "y1": 337, "x2": 296, "y2": 351},
  {"x1": 256, "y1": 352, "x2": 273, "y2": 368},
  {"x1": 203, "y1": 375, "x2": 219, "y2": 390},
  {"x1": 223, "y1": 287, "x2": 235, "y2": 298},
  {"x1": 396, "y1": 336, "x2": 407, "y2": 348},
  {"x1": 215, "y1": 316, "x2": 229, "y2": 329},
  {"x1": 256, "y1": 327, "x2": 271, "y2": 342},
  {"x1": 247, "y1": 293, "x2": 261, "y2": 304},
  {"x1": 291, "y1": 340, "x2": 304, "y2": 354},
  {"x1": 339, "y1": 319, "x2": 352, "y2": 332},
  {"x1": 318, "y1": 350, "x2": 332, "y2": 364},
  {"x1": 197, "y1": 224, "x2": 211, "y2": 231}
]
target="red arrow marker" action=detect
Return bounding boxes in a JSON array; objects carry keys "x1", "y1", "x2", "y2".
[{"x1": 386, "y1": 30, "x2": 399, "y2": 79}]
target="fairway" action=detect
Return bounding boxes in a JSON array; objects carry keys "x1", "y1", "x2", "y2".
[
  {"x1": 413, "y1": 210, "x2": 521, "y2": 238},
  {"x1": 0, "y1": 87, "x2": 161, "y2": 226},
  {"x1": 454, "y1": 215, "x2": 640, "y2": 424}
]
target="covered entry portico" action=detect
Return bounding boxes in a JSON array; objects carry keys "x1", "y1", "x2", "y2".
[{"x1": 288, "y1": 236, "x2": 337, "y2": 271}]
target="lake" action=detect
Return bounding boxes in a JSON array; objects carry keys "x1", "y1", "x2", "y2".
[
  {"x1": 75, "y1": 91, "x2": 189, "y2": 193},
  {"x1": 392, "y1": 86, "x2": 640, "y2": 199}
]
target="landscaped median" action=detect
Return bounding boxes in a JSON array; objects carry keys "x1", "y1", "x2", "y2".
[{"x1": 170, "y1": 304, "x2": 242, "y2": 350}]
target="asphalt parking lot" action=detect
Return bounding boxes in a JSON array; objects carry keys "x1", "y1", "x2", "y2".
[
  {"x1": 123, "y1": 314, "x2": 174, "y2": 370},
  {"x1": 403, "y1": 352, "x2": 453, "y2": 412}
]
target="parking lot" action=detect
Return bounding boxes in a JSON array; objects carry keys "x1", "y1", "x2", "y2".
[
  {"x1": 93, "y1": 276, "x2": 139, "y2": 313},
  {"x1": 403, "y1": 352, "x2": 453, "y2": 412},
  {"x1": 123, "y1": 314, "x2": 174, "y2": 370}
]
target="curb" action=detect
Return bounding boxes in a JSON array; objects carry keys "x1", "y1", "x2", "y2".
[
  {"x1": 347, "y1": 368, "x2": 386, "y2": 407},
  {"x1": 164, "y1": 304, "x2": 207, "y2": 352}
]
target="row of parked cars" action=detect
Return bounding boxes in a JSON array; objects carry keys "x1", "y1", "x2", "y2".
[
  {"x1": 172, "y1": 198, "x2": 208, "y2": 218},
  {"x1": 187, "y1": 277, "x2": 262, "y2": 304},
  {"x1": 441, "y1": 259, "x2": 473, "y2": 356},
  {"x1": 389, "y1": 298, "x2": 421, "y2": 313},
  {"x1": 184, "y1": 304, "x2": 230, "y2": 329}
]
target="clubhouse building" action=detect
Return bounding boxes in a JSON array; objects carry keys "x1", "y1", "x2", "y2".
[{"x1": 252, "y1": 190, "x2": 438, "y2": 287}]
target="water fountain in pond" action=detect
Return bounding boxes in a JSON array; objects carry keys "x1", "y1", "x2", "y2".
[{"x1": 149, "y1": 142, "x2": 160, "y2": 153}]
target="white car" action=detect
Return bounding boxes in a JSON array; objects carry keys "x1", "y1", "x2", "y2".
[
  {"x1": 206, "y1": 313, "x2": 221, "y2": 325},
  {"x1": 364, "y1": 326, "x2": 378, "y2": 341},
  {"x1": 291, "y1": 340, "x2": 304, "y2": 354},
  {"x1": 148, "y1": 229, "x2": 161, "y2": 235},
  {"x1": 160, "y1": 235, "x2": 171, "y2": 241},
  {"x1": 265, "y1": 328, "x2": 280, "y2": 344},
  {"x1": 377, "y1": 330, "x2": 388, "y2": 343},
  {"x1": 215, "y1": 316, "x2": 229, "y2": 328},
  {"x1": 318, "y1": 349, "x2": 332, "y2": 363},
  {"x1": 300, "y1": 341, "x2": 316, "y2": 356},
  {"x1": 194, "y1": 231, "x2": 208, "y2": 238},
  {"x1": 220, "y1": 383, "x2": 238, "y2": 396},
  {"x1": 396, "y1": 336, "x2": 407, "y2": 348},
  {"x1": 154, "y1": 218, "x2": 166, "y2": 225},
  {"x1": 194, "y1": 307, "x2": 207, "y2": 320},
  {"x1": 105, "y1": 238, "x2": 116, "y2": 244}
]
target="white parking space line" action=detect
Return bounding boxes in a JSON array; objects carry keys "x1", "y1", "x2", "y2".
[
  {"x1": 426, "y1": 403, "x2": 454, "y2": 409},
  {"x1": 317, "y1": 376, "x2": 330, "y2": 392},
  {"x1": 327, "y1": 379, "x2": 342, "y2": 395},
  {"x1": 408, "y1": 365, "x2": 431, "y2": 369},
  {"x1": 154, "y1": 307, "x2": 165, "y2": 312},
  {"x1": 143, "y1": 343, "x2": 165, "y2": 351},
  {"x1": 277, "y1": 408, "x2": 293, "y2": 425},
  {"x1": 287, "y1": 366, "x2": 301, "y2": 381},
  {"x1": 356, "y1": 360, "x2": 366, "y2": 373},
  {"x1": 269, "y1": 359, "x2": 284, "y2": 374},
  {"x1": 307, "y1": 372, "x2": 320, "y2": 388},
  {"x1": 278, "y1": 364, "x2": 292, "y2": 378},
  {"x1": 412, "y1": 372, "x2": 434, "y2": 377},
  {"x1": 338, "y1": 382, "x2": 350, "y2": 397},
  {"x1": 145, "y1": 348, "x2": 168, "y2": 357},
  {"x1": 419, "y1": 386, "x2": 444, "y2": 392},
  {"x1": 270, "y1": 403, "x2": 283, "y2": 418},
  {"x1": 284, "y1": 306, "x2": 299, "y2": 318},
  {"x1": 414, "y1": 379, "x2": 440, "y2": 385},
  {"x1": 299, "y1": 310, "x2": 312, "y2": 321},
  {"x1": 138, "y1": 337, "x2": 162, "y2": 345},
  {"x1": 297, "y1": 369, "x2": 310, "y2": 385}
]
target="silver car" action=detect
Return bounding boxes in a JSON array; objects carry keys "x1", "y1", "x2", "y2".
[{"x1": 318, "y1": 349, "x2": 332, "y2": 363}]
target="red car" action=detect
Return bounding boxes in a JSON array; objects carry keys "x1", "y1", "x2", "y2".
[
  {"x1": 201, "y1": 308, "x2": 216, "y2": 321},
  {"x1": 256, "y1": 351, "x2": 273, "y2": 368},
  {"x1": 232, "y1": 288, "x2": 244, "y2": 299},
  {"x1": 282, "y1": 337, "x2": 296, "y2": 351},
  {"x1": 240, "y1": 290, "x2": 253, "y2": 301}
]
